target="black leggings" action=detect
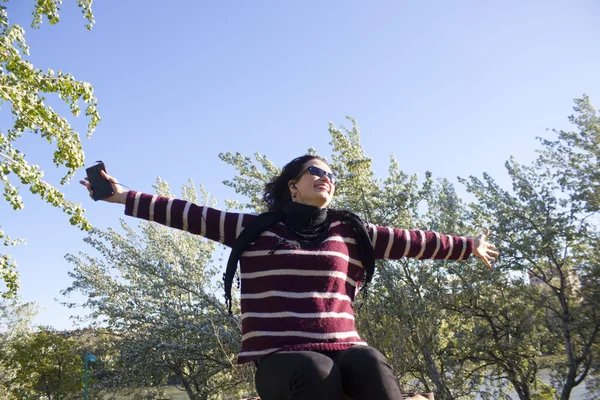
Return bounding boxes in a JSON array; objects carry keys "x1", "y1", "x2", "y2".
[{"x1": 254, "y1": 346, "x2": 402, "y2": 400}]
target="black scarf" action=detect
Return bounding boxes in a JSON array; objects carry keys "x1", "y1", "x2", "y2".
[{"x1": 281, "y1": 201, "x2": 330, "y2": 247}]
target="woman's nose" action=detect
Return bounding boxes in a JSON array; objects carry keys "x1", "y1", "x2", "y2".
[{"x1": 319, "y1": 174, "x2": 332, "y2": 184}]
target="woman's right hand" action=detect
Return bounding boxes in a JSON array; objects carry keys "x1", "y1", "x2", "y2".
[{"x1": 79, "y1": 170, "x2": 128, "y2": 204}]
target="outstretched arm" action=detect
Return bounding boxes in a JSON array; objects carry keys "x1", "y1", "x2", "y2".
[
  {"x1": 368, "y1": 224, "x2": 498, "y2": 267},
  {"x1": 80, "y1": 171, "x2": 255, "y2": 247}
]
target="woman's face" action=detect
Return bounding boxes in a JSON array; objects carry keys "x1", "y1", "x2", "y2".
[{"x1": 289, "y1": 159, "x2": 336, "y2": 208}]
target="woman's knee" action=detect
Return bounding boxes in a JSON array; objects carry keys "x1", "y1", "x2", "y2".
[
  {"x1": 333, "y1": 346, "x2": 401, "y2": 400},
  {"x1": 292, "y1": 351, "x2": 339, "y2": 381},
  {"x1": 336, "y1": 346, "x2": 391, "y2": 371},
  {"x1": 256, "y1": 351, "x2": 343, "y2": 399}
]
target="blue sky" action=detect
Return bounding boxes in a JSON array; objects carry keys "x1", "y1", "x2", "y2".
[{"x1": 2, "y1": 0, "x2": 600, "y2": 329}]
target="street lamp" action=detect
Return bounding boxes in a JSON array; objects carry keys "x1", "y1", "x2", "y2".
[{"x1": 84, "y1": 353, "x2": 96, "y2": 400}]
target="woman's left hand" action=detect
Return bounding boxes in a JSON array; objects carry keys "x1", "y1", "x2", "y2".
[{"x1": 473, "y1": 230, "x2": 499, "y2": 268}]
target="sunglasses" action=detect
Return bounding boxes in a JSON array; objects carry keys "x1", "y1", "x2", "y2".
[{"x1": 298, "y1": 166, "x2": 338, "y2": 185}]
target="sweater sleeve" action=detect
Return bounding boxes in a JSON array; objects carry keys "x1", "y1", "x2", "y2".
[
  {"x1": 367, "y1": 224, "x2": 473, "y2": 261},
  {"x1": 124, "y1": 190, "x2": 256, "y2": 248}
]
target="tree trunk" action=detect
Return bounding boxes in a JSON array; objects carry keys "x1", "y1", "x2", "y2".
[
  {"x1": 180, "y1": 377, "x2": 200, "y2": 400},
  {"x1": 421, "y1": 343, "x2": 452, "y2": 399},
  {"x1": 560, "y1": 375, "x2": 574, "y2": 400},
  {"x1": 506, "y1": 368, "x2": 531, "y2": 400},
  {"x1": 558, "y1": 273, "x2": 579, "y2": 400}
]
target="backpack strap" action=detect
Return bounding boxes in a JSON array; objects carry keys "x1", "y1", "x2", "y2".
[{"x1": 223, "y1": 211, "x2": 283, "y2": 314}]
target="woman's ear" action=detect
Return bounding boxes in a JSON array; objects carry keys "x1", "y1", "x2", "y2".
[{"x1": 288, "y1": 180, "x2": 298, "y2": 201}]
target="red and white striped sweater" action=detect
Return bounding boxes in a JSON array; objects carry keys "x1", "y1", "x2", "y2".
[{"x1": 125, "y1": 191, "x2": 474, "y2": 364}]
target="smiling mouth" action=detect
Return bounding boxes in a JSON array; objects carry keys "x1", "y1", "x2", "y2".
[{"x1": 315, "y1": 184, "x2": 330, "y2": 192}]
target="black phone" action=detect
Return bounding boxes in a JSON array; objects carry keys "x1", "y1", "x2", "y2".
[{"x1": 85, "y1": 161, "x2": 114, "y2": 201}]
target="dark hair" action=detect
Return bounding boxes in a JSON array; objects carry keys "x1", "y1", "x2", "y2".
[{"x1": 262, "y1": 155, "x2": 328, "y2": 211}]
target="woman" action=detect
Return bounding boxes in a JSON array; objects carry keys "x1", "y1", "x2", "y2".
[{"x1": 80, "y1": 155, "x2": 498, "y2": 400}]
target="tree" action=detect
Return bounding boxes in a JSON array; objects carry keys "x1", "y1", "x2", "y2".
[
  {"x1": 444, "y1": 269, "x2": 556, "y2": 400},
  {"x1": 63, "y1": 179, "x2": 254, "y2": 400},
  {"x1": 461, "y1": 95, "x2": 600, "y2": 399},
  {"x1": 0, "y1": 0, "x2": 100, "y2": 297},
  {"x1": 5, "y1": 327, "x2": 83, "y2": 400},
  {"x1": 0, "y1": 297, "x2": 39, "y2": 399}
]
